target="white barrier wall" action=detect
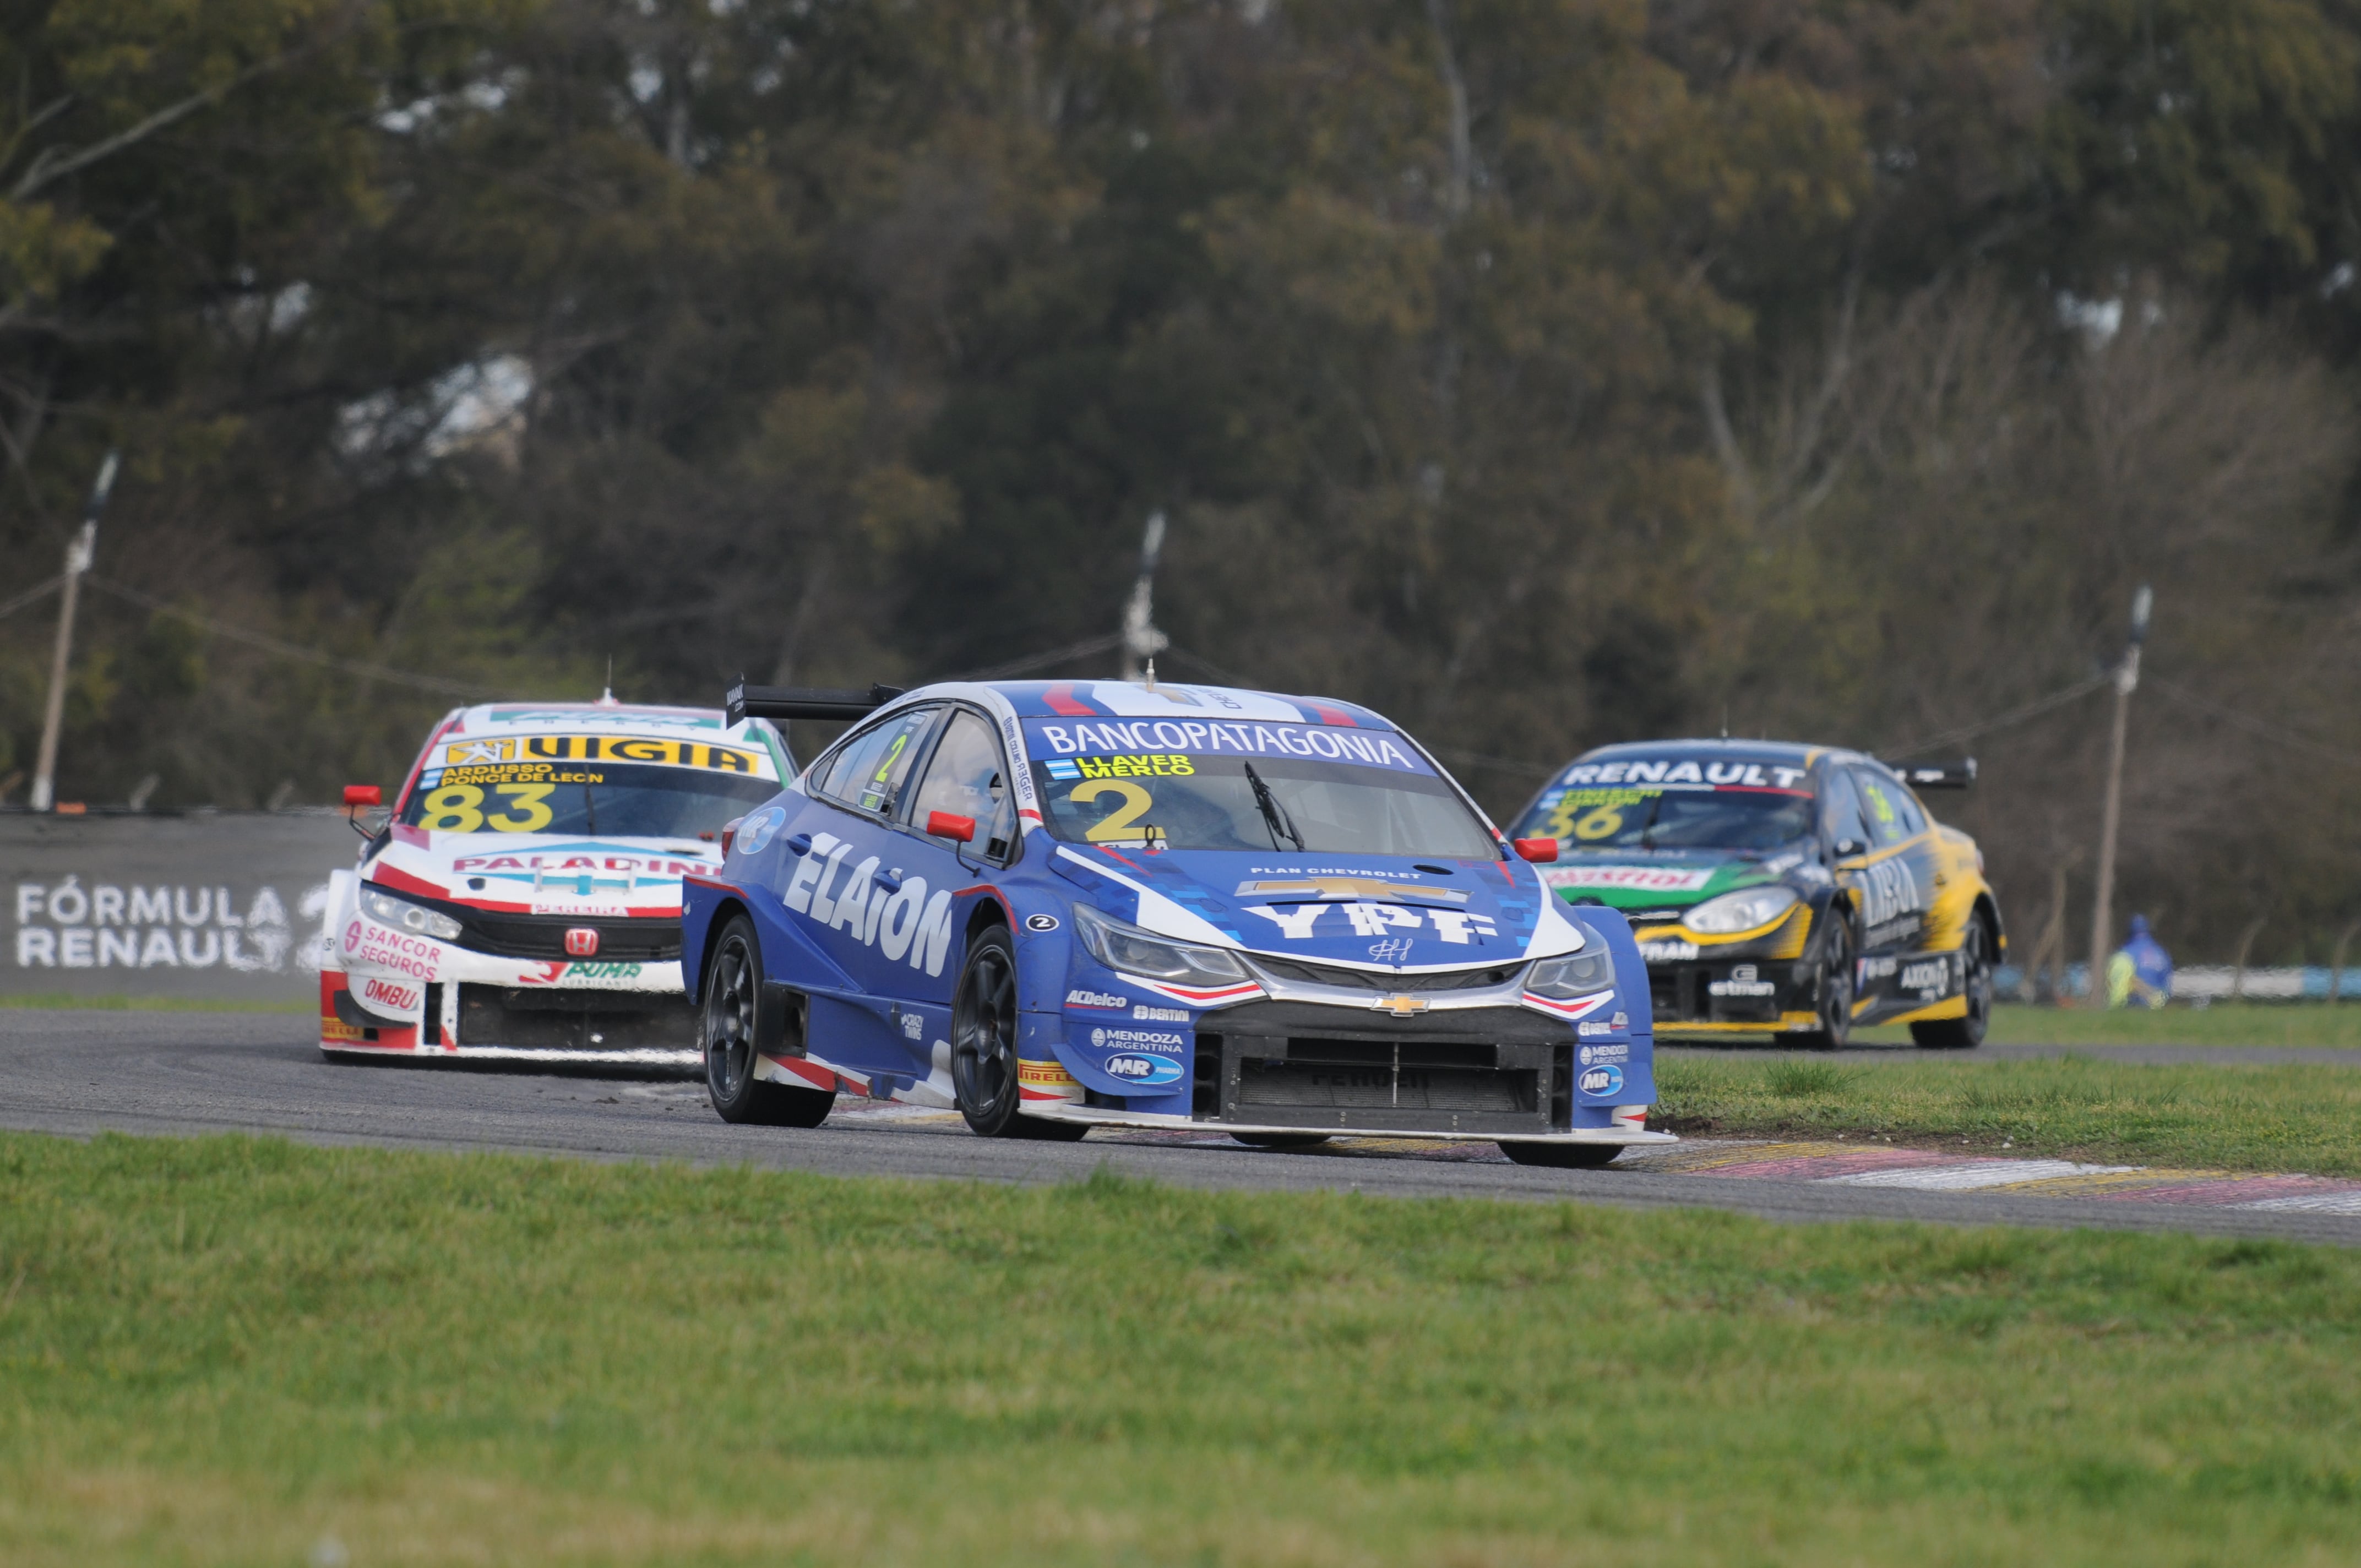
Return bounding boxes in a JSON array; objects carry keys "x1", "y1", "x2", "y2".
[{"x1": 3, "y1": 812, "x2": 359, "y2": 1002}]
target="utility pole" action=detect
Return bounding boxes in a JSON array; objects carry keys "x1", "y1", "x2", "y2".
[
  {"x1": 1118, "y1": 510, "x2": 1169, "y2": 683},
  {"x1": 2086, "y1": 584, "x2": 2151, "y2": 1001},
  {"x1": 30, "y1": 450, "x2": 118, "y2": 813}
]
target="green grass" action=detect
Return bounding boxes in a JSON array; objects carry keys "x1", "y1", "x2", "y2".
[
  {"x1": 0, "y1": 992, "x2": 313, "y2": 1014},
  {"x1": 3, "y1": 1133, "x2": 2360, "y2": 1566},
  {"x1": 1851, "y1": 1001, "x2": 2361, "y2": 1048},
  {"x1": 1659, "y1": 1054, "x2": 2361, "y2": 1174}
]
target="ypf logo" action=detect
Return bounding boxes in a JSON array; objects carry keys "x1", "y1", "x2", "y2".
[{"x1": 563, "y1": 927, "x2": 601, "y2": 958}]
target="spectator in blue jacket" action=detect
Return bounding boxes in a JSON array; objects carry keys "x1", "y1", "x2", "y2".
[{"x1": 2106, "y1": 914, "x2": 2174, "y2": 1008}]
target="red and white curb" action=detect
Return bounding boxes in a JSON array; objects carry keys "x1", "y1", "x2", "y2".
[
  {"x1": 820, "y1": 1102, "x2": 2361, "y2": 1210},
  {"x1": 1613, "y1": 1140, "x2": 2361, "y2": 1212}
]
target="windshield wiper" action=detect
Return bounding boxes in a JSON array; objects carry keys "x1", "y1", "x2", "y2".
[
  {"x1": 1242, "y1": 761, "x2": 1303, "y2": 852},
  {"x1": 1638, "y1": 791, "x2": 1667, "y2": 851},
  {"x1": 583, "y1": 782, "x2": 597, "y2": 836}
]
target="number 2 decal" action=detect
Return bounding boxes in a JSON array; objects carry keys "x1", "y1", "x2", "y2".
[{"x1": 1070, "y1": 778, "x2": 1154, "y2": 842}]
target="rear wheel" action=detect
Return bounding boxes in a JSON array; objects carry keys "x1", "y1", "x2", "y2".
[
  {"x1": 703, "y1": 916, "x2": 834, "y2": 1128},
  {"x1": 1797, "y1": 907, "x2": 1856, "y2": 1052},
  {"x1": 1500, "y1": 1141, "x2": 1623, "y2": 1169},
  {"x1": 1911, "y1": 912, "x2": 1994, "y2": 1050},
  {"x1": 952, "y1": 925, "x2": 1087, "y2": 1140}
]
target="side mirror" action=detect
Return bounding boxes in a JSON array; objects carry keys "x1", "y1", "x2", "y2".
[
  {"x1": 927, "y1": 810, "x2": 976, "y2": 843},
  {"x1": 1834, "y1": 837, "x2": 1866, "y2": 859},
  {"x1": 1513, "y1": 837, "x2": 1559, "y2": 863},
  {"x1": 343, "y1": 785, "x2": 382, "y2": 807}
]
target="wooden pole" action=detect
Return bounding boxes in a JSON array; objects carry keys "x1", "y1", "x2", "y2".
[
  {"x1": 29, "y1": 451, "x2": 117, "y2": 812},
  {"x1": 2087, "y1": 586, "x2": 2151, "y2": 1001}
]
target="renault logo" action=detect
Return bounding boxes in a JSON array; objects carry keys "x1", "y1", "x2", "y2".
[{"x1": 1372, "y1": 994, "x2": 1428, "y2": 1017}]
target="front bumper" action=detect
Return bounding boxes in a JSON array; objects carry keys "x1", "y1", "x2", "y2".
[
  {"x1": 322, "y1": 910, "x2": 698, "y2": 1062},
  {"x1": 1040, "y1": 956, "x2": 1663, "y2": 1142},
  {"x1": 1646, "y1": 957, "x2": 1818, "y2": 1031}
]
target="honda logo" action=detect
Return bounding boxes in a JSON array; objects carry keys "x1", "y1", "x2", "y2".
[{"x1": 564, "y1": 927, "x2": 600, "y2": 958}]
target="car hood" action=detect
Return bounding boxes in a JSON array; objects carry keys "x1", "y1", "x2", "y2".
[
  {"x1": 366, "y1": 826, "x2": 722, "y2": 916},
  {"x1": 1046, "y1": 843, "x2": 1587, "y2": 970},
  {"x1": 1537, "y1": 847, "x2": 1814, "y2": 919}
]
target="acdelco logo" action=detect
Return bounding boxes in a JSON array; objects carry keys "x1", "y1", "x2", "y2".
[{"x1": 563, "y1": 928, "x2": 600, "y2": 957}]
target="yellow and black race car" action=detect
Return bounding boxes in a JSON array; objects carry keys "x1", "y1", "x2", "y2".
[{"x1": 1504, "y1": 742, "x2": 2002, "y2": 1048}]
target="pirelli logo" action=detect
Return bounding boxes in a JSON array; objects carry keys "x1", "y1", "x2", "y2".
[{"x1": 436, "y1": 735, "x2": 766, "y2": 774}]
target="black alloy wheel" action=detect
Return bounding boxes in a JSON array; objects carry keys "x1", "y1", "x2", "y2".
[
  {"x1": 703, "y1": 915, "x2": 833, "y2": 1127},
  {"x1": 1799, "y1": 907, "x2": 1856, "y2": 1052},
  {"x1": 952, "y1": 924, "x2": 1087, "y2": 1140},
  {"x1": 1499, "y1": 1141, "x2": 1623, "y2": 1168},
  {"x1": 1911, "y1": 912, "x2": 1993, "y2": 1050}
]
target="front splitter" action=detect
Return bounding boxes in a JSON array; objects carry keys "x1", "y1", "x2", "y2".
[
  {"x1": 322, "y1": 1042, "x2": 699, "y2": 1068},
  {"x1": 1018, "y1": 1103, "x2": 1677, "y2": 1145}
]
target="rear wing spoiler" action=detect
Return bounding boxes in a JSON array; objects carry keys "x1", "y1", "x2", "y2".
[
  {"x1": 1885, "y1": 758, "x2": 1977, "y2": 790},
  {"x1": 725, "y1": 678, "x2": 907, "y2": 726}
]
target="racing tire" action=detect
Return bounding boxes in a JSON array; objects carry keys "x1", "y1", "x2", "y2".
[
  {"x1": 1230, "y1": 1133, "x2": 1331, "y2": 1150},
  {"x1": 1910, "y1": 911, "x2": 1994, "y2": 1050},
  {"x1": 1499, "y1": 1141, "x2": 1623, "y2": 1169},
  {"x1": 703, "y1": 915, "x2": 834, "y2": 1128},
  {"x1": 951, "y1": 925, "x2": 1087, "y2": 1140},
  {"x1": 1797, "y1": 906, "x2": 1857, "y2": 1052}
]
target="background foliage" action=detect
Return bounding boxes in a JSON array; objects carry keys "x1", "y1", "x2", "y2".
[{"x1": 4, "y1": 0, "x2": 2359, "y2": 958}]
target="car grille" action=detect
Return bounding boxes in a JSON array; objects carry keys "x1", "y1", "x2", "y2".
[
  {"x1": 1194, "y1": 1029, "x2": 1563, "y2": 1134},
  {"x1": 456, "y1": 983, "x2": 697, "y2": 1050},
  {"x1": 453, "y1": 908, "x2": 682, "y2": 962},
  {"x1": 1245, "y1": 956, "x2": 1525, "y2": 992}
]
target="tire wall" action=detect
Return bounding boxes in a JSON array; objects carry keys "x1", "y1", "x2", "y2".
[{"x1": 3, "y1": 812, "x2": 359, "y2": 1001}]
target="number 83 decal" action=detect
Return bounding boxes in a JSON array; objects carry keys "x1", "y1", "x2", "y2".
[{"x1": 416, "y1": 782, "x2": 556, "y2": 832}]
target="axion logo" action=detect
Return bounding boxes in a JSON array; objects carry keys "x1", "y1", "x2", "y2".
[{"x1": 781, "y1": 831, "x2": 957, "y2": 976}]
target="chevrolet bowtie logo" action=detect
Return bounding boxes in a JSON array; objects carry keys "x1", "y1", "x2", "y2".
[{"x1": 1372, "y1": 994, "x2": 1429, "y2": 1017}]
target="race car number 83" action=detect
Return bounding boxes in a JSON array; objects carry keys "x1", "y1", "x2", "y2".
[{"x1": 417, "y1": 782, "x2": 556, "y2": 832}]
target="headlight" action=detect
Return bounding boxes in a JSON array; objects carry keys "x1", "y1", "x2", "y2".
[
  {"x1": 1526, "y1": 937, "x2": 1615, "y2": 999},
  {"x1": 1683, "y1": 884, "x2": 1799, "y2": 935},
  {"x1": 360, "y1": 886, "x2": 463, "y2": 941},
  {"x1": 1072, "y1": 903, "x2": 1247, "y2": 988}
]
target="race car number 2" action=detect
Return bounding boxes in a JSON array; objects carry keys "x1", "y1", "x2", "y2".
[{"x1": 417, "y1": 781, "x2": 556, "y2": 833}]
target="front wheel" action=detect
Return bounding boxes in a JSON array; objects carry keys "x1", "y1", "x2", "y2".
[
  {"x1": 1796, "y1": 906, "x2": 1856, "y2": 1052},
  {"x1": 1500, "y1": 1141, "x2": 1623, "y2": 1169},
  {"x1": 1911, "y1": 912, "x2": 1994, "y2": 1050},
  {"x1": 951, "y1": 925, "x2": 1087, "y2": 1140},
  {"x1": 703, "y1": 916, "x2": 834, "y2": 1128}
]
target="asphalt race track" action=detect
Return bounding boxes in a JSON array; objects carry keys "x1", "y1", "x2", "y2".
[{"x1": 5, "y1": 1008, "x2": 2359, "y2": 1246}]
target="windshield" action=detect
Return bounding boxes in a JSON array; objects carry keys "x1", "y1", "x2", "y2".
[
  {"x1": 1022, "y1": 718, "x2": 1497, "y2": 858},
  {"x1": 1516, "y1": 777, "x2": 1813, "y2": 853},
  {"x1": 401, "y1": 734, "x2": 781, "y2": 839}
]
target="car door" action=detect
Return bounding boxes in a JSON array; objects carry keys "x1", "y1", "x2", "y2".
[
  {"x1": 782, "y1": 704, "x2": 943, "y2": 1082},
  {"x1": 1853, "y1": 765, "x2": 1950, "y2": 1005},
  {"x1": 886, "y1": 706, "x2": 1024, "y2": 1076},
  {"x1": 1846, "y1": 764, "x2": 1936, "y2": 1005}
]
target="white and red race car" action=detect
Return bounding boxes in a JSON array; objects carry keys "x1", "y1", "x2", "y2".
[{"x1": 319, "y1": 696, "x2": 795, "y2": 1063}]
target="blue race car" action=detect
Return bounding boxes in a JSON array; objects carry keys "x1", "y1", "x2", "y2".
[{"x1": 679, "y1": 678, "x2": 1671, "y2": 1167}]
